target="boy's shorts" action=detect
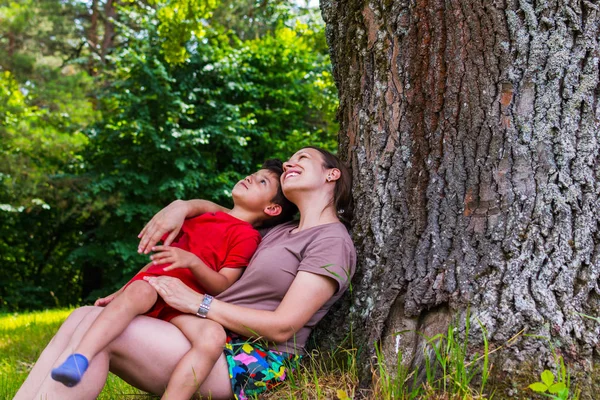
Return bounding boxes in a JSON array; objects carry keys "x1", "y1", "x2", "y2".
[
  {"x1": 124, "y1": 271, "x2": 197, "y2": 322},
  {"x1": 224, "y1": 333, "x2": 301, "y2": 400}
]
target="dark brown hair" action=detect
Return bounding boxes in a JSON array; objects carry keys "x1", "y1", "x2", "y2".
[
  {"x1": 303, "y1": 146, "x2": 353, "y2": 227},
  {"x1": 259, "y1": 159, "x2": 298, "y2": 228}
]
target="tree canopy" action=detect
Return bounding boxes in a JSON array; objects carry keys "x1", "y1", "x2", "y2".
[{"x1": 0, "y1": 0, "x2": 338, "y2": 309}]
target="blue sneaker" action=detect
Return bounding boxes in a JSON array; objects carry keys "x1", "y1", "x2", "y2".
[{"x1": 51, "y1": 353, "x2": 89, "y2": 387}]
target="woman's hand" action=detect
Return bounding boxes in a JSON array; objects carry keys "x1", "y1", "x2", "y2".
[
  {"x1": 138, "y1": 200, "x2": 190, "y2": 254},
  {"x1": 143, "y1": 276, "x2": 201, "y2": 314},
  {"x1": 94, "y1": 291, "x2": 120, "y2": 307},
  {"x1": 199, "y1": 272, "x2": 338, "y2": 343},
  {"x1": 150, "y1": 246, "x2": 201, "y2": 271}
]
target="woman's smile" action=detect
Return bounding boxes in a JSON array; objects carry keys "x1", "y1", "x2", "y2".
[{"x1": 283, "y1": 170, "x2": 301, "y2": 180}]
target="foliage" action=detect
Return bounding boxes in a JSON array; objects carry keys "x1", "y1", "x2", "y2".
[
  {"x1": 529, "y1": 369, "x2": 568, "y2": 398},
  {"x1": 0, "y1": 1, "x2": 101, "y2": 310},
  {"x1": 0, "y1": 0, "x2": 338, "y2": 310},
  {"x1": 368, "y1": 314, "x2": 492, "y2": 399},
  {"x1": 0, "y1": 68, "x2": 94, "y2": 310},
  {"x1": 76, "y1": 4, "x2": 338, "y2": 300},
  {"x1": 421, "y1": 315, "x2": 491, "y2": 397},
  {"x1": 528, "y1": 355, "x2": 581, "y2": 400},
  {"x1": 211, "y1": 0, "x2": 298, "y2": 41},
  {"x1": 0, "y1": 0, "x2": 91, "y2": 75},
  {"x1": 152, "y1": 0, "x2": 218, "y2": 64}
]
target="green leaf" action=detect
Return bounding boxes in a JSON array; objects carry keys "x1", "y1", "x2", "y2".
[
  {"x1": 541, "y1": 370, "x2": 555, "y2": 387},
  {"x1": 557, "y1": 387, "x2": 569, "y2": 399},
  {"x1": 548, "y1": 382, "x2": 566, "y2": 394},
  {"x1": 528, "y1": 382, "x2": 549, "y2": 393}
]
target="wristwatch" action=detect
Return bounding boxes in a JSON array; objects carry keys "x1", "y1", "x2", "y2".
[{"x1": 196, "y1": 294, "x2": 214, "y2": 318}]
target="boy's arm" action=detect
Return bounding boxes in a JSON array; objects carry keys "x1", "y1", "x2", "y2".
[
  {"x1": 150, "y1": 246, "x2": 242, "y2": 295},
  {"x1": 189, "y1": 263, "x2": 244, "y2": 295},
  {"x1": 138, "y1": 200, "x2": 230, "y2": 254}
]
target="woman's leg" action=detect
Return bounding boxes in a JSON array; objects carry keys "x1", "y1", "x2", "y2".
[
  {"x1": 73, "y1": 280, "x2": 157, "y2": 361},
  {"x1": 14, "y1": 306, "x2": 108, "y2": 400},
  {"x1": 50, "y1": 281, "x2": 158, "y2": 387},
  {"x1": 108, "y1": 315, "x2": 233, "y2": 399},
  {"x1": 159, "y1": 315, "x2": 227, "y2": 400},
  {"x1": 16, "y1": 307, "x2": 233, "y2": 400}
]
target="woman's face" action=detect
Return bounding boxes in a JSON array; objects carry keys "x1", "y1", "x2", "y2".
[{"x1": 281, "y1": 148, "x2": 328, "y2": 195}]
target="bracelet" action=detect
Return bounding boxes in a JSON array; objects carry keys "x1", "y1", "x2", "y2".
[{"x1": 196, "y1": 294, "x2": 214, "y2": 318}]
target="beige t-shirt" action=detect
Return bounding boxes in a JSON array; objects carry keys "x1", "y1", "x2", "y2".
[{"x1": 217, "y1": 220, "x2": 356, "y2": 354}]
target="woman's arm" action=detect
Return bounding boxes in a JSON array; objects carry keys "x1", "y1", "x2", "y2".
[
  {"x1": 138, "y1": 199, "x2": 230, "y2": 254},
  {"x1": 144, "y1": 271, "x2": 337, "y2": 343}
]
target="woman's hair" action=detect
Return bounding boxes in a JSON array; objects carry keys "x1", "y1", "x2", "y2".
[
  {"x1": 260, "y1": 159, "x2": 298, "y2": 228},
  {"x1": 303, "y1": 146, "x2": 353, "y2": 227}
]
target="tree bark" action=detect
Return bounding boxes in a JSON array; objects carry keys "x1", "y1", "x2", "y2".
[
  {"x1": 88, "y1": 0, "x2": 99, "y2": 74},
  {"x1": 318, "y1": 0, "x2": 600, "y2": 395},
  {"x1": 7, "y1": 31, "x2": 15, "y2": 58},
  {"x1": 100, "y1": 0, "x2": 115, "y2": 62}
]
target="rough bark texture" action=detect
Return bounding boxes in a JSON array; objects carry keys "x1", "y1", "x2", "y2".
[{"x1": 316, "y1": 0, "x2": 600, "y2": 395}]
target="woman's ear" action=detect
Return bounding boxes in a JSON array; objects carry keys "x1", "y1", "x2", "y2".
[
  {"x1": 264, "y1": 204, "x2": 282, "y2": 217},
  {"x1": 326, "y1": 168, "x2": 341, "y2": 182}
]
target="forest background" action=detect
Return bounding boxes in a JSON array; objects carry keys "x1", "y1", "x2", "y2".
[{"x1": 0, "y1": 0, "x2": 338, "y2": 311}]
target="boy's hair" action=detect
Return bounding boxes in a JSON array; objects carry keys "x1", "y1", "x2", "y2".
[{"x1": 260, "y1": 159, "x2": 298, "y2": 228}]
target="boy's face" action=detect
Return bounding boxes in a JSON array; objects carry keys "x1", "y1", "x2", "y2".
[{"x1": 231, "y1": 169, "x2": 280, "y2": 212}]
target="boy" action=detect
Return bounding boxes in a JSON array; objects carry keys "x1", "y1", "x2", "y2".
[{"x1": 51, "y1": 159, "x2": 297, "y2": 400}]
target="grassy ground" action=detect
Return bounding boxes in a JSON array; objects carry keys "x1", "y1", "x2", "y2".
[
  {"x1": 1, "y1": 309, "x2": 579, "y2": 400},
  {"x1": 0, "y1": 309, "x2": 485, "y2": 400},
  {"x1": 0, "y1": 309, "x2": 151, "y2": 399}
]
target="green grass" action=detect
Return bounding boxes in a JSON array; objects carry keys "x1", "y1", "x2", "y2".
[
  {"x1": 0, "y1": 309, "x2": 151, "y2": 399},
  {"x1": 0, "y1": 309, "x2": 584, "y2": 400}
]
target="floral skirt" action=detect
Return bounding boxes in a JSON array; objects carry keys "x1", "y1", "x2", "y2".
[{"x1": 223, "y1": 333, "x2": 301, "y2": 400}]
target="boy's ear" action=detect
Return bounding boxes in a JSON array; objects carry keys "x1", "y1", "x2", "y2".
[{"x1": 264, "y1": 203, "x2": 282, "y2": 217}]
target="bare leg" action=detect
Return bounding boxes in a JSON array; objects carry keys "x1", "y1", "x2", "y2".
[
  {"x1": 15, "y1": 306, "x2": 111, "y2": 400},
  {"x1": 160, "y1": 316, "x2": 227, "y2": 400},
  {"x1": 17, "y1": 307, "x2": 234, "y2": 400},
  {"x1": 74, "y1": 280, "x2": 158, "y2": 360},
  {"x1": 14, "y1": 307, "x2": 101, "y2": 399}
]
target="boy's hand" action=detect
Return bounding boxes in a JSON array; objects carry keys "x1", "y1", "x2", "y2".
[{"x1": 151, "y1": 245, "x2": 201, "y2": 271}]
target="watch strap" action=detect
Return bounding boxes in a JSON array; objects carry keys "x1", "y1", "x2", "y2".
[{"x1": 196, "y1": 294, "x2": 214, "y2": 318}]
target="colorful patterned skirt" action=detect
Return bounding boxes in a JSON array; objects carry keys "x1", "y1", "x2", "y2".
[{"x1": 223, "y1": 333, "x2": 301, "y2": 400}]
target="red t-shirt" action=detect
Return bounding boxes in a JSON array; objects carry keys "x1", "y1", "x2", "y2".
[{"x1": 127, "y1": 212, "x2": 260, "y2": 321}]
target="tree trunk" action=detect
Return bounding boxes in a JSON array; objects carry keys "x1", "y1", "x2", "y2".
[
  {"x1": 100, "y1": 0, "x2": 115, "y2": 62},
  {"x1": 8, "y1": 31, "x2": 15, "y2": 58},
  {"x1": 318, "y1": 0, "x2": 600, "y2": 395},
  {"x1": 88, "y1": 0, "x2": 99, "y2": 74}
]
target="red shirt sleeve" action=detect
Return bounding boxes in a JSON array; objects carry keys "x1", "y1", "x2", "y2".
[{"x1": 220, "y1": 228, "x2": 261, "y2": 270}]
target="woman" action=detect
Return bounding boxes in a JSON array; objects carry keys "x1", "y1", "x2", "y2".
[{"x1": 15, "y1": 147, "x2": 356, "y2": 400}]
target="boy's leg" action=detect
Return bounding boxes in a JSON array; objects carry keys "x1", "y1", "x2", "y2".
[
  {"x1": 14, "y1": 307, "x2": 104, "y2": 399},
  {"x1": 52, "y1": 280, "x2": 158, "y2": 386},
  {"x1": 18, "y1": 310, "x2": 232, "y2": 400},
  {"x1": 161, "y1": 315, "x2": 227, "y2": 400},
  {"x1": 75, "y1": 281, "x2": 158, "y2": 359}
]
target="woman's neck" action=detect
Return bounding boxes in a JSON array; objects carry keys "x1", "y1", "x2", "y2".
[{"x1": 294, "y1": 193, "x2": 339, "y2": 231}]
